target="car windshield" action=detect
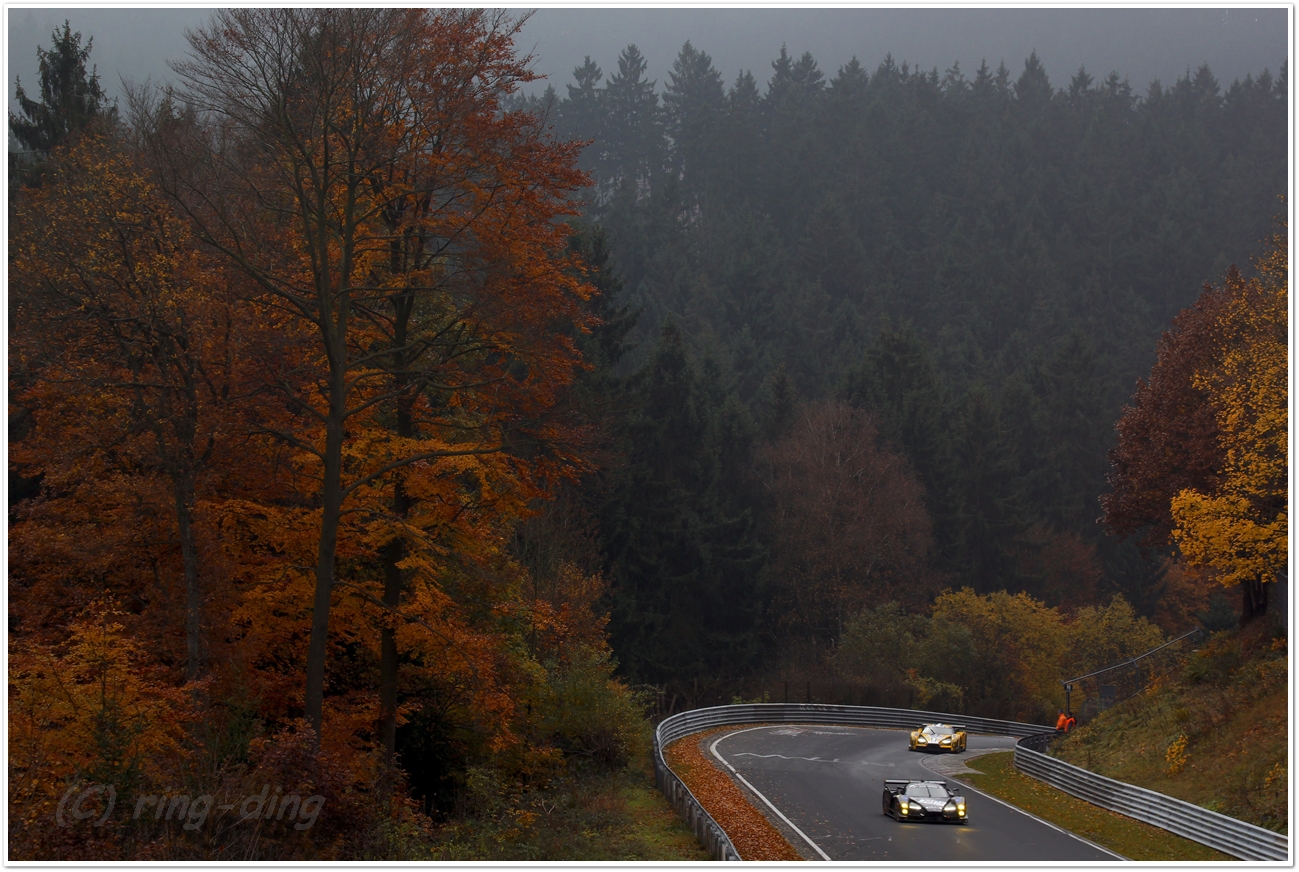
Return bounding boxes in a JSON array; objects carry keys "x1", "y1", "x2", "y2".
[
  {"x1": 905, "y1": 783, "x2": 943, "y2": 798},
  {"x1": 927, "y1": 725, "x2": 954, "y2": 736}
]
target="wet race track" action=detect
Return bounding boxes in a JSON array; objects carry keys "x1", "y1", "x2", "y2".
[{"x1": 708, "y1": 725, "x2": 1122, "y2": 862}]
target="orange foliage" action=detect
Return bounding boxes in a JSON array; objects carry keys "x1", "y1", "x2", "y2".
[
  {"x1": 1015, "y1": 524, "x2": 1103, "y2": 609},
  {"x1": 8, "y1": 10, "x2": 618, "y2": 860},
  {"x1": 9, "y1": 132, "x2": 274, "y2": 675},
  {"x1": 1151, "y1": 560, "x2": 1218, "y2": 636},
  {"x1": 155, "y1": 8, "x2": 596, "y2": 737}
]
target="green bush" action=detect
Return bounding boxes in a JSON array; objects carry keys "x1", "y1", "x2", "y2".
[
  {"x1": 831, "y1": 603, "x2": 920, "y2": 683},
  {"x1": 536, "y1": 645, "x2": 648, "y2": 770},
  {"x1": 832, "y1": 591, "x2": 1168, "y2": 722}
]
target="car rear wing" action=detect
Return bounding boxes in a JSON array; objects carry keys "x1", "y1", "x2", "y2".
[
  {"x1": 953, "y1": 725, "x2": 968, "y2": 732},
  {"x1": 884, "y1": 779, "x2": 948, "y2": 794}
]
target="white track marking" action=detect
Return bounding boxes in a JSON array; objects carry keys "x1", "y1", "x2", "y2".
[
  {"x1": 710, "y1": 727, "x2": 833, "y2": 861},
  {"x1": 918, "y1": 754, "x2": 1129, "y2": 860},
  {"x1": 732, "y1": 752, "x2": 838, "y2": 762}
]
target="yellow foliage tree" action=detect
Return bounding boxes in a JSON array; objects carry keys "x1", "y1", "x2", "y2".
[
  {"x1": 10, "y1": 601, "x2": 192, "y2": 857},
  {"x1": 1171, "y1": 223, "x2": 1287, "y2": 622},
  {"x1": 930, "y1": 588, "x2": 1066, "y2": 722},
  {"x1": 926, "y1": 588, "x2": 1166, "y2": 722}
]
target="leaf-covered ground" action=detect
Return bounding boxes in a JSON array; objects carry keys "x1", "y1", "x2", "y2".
[{"x1": 663, "y1": 727, "x2": 803, "y2": 861}]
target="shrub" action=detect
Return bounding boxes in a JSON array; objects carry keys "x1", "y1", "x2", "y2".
[
  {"x1": 831, "y1": 603, "x2": 921, "y2": 683},
  {"x1": 535, "y1": 645, "x2": 647, "y2": 771}
]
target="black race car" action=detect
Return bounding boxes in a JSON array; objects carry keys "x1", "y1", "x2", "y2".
[{"x1": 882, "y1": 779, "x2": 968, "y2": 824}]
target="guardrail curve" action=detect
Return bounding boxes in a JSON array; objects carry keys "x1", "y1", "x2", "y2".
[
  {"x1": 654, "y1": 702, "x2": 1289, "y2": 862},
  {"x1": 1015, "y1": 735, "x2": 1289, "y2": 861},
  {"x1": 653, "y1": 702, "x2": 1052, "y2": 860}
]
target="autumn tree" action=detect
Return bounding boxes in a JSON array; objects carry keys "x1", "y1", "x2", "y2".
[
  {"x1": 832, "y1": 590, "x2": 1163, "y2": 721},
  {"x1": 9, "y1": 21, "x2": 117, "y2": 513},
  {"x1": 927, "y1": 588, "x2": 1163, "y2": 722},
  {"x1": 1170, "y1": 225, "x2": 1287, "y2": 622},
  {"x1": 142, "y1": 8, "x2": 592, "y2": 743},
  {"x1": 9, "y1": 133, "x2": 252, "y2": 680},
  {"x1": 1101, "y1": 278, "x2": 1230, "y2": 548},
  {"x1": 1105, "y1": 221, "x2": 1287, "y2": 624},
  {"x1": 761, "y1": 401, "x2": 937, "y2": 649}
]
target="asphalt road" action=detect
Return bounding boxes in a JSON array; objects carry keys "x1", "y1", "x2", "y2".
[{"x1": 709, "y1": 724, "x2": 1122, "y2": 862}]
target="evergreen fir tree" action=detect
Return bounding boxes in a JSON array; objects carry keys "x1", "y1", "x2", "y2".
[
  {"x1": 601, "y1": 44, "x2": 662, "y2": 198},
  {"x1": 602, "y1": 321, "x2": 764, "y2": 687},
  {"x1": 10, "y1": 20, "x2": 114, "y2": 189}
]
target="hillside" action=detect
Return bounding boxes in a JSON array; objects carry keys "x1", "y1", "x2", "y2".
[{"x1": 1052, "y1": 620, "x2": 1287, "y2": 833}]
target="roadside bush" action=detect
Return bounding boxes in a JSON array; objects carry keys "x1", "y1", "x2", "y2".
[
  {"x1": 906, "y1": 671, "x2": 965, "y2": 712},
  {"x1": 535, "y1": 645, "x2": 647, "y2": 770},
  {"x1": 831, "y1": 602, "x2": 920, "y2": 683},
  {"x1": 913, "y1": 614, "x2": 978, "y2": 689},
  {"x1": 832, "y1": 589, "x2": 1168, "y2": 723}
]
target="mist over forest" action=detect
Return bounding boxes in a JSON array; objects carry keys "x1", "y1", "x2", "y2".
[
  {"x1": 7, "y1": 8, "x2": 1289, "y2": 861},
  {"x1": 510, "y1": 33, "x2": 1286, "y2": 685}
]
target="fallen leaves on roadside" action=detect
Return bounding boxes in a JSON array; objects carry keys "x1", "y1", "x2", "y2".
[{"x1": 664, "y1": 727, "x2": 804, "y2": 861}]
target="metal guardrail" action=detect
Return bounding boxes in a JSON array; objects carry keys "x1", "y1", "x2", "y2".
[
  {"x1": 652, "y1": 749, "x2": 741, "y2": 862},
  {"x1": 652, "y1": 702, "x2": 1053, "y2": 860},
  {"x1": 655, "y1": 702, "x2": 1289, "y2": 862},
  {"x1": 1015, "y1": 737, "x2": 1289, "y2": 861}
]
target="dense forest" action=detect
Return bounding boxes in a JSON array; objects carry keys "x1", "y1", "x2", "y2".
[
  {"x1": 514, "y1": 39, "x2": 1286, "y2": 681},
  {"x1": 7, "y1": 12, "x2": 1287, "y2": 861}
]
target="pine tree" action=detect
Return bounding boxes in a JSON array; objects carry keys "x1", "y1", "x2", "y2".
[
  {"x1": 950, "y1": 387, "x2": 1025, "y2": 591},
  {"x1": 603, "y1": 321, "x2": 763, "y2": 687},
  {"x1": 9, "y1": 21, "x2": 114, "y2": 188},
  {"x1": 559, "y1": 56, "x2": 604, "y2": 177},
  {"x1": 601, "y1": 44, "x2": 662, "y2": 198},
  {"x1": 663, "y1": 41, "x2": 724, "y2": 199}
]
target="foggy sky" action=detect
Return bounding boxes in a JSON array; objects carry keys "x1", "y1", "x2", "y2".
[{"x1": 7, "y1": 6, "x2": 1290, "y2": 119}]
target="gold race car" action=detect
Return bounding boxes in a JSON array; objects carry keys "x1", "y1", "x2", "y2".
[{"x1": 908, "y1": 723, "x2": 967, "y2": 753}]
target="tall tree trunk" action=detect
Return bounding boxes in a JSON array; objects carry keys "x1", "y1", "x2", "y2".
[
  {"x1": 305, "y1": 363, "x2": 348, "y2": 743},
  {"x1": 173, "y1": 472, "x2": 204, "y2": 681},
  {"x1": 378, "y1": 531, "x2": 404, "y2": 792},
  {"x1": 1239, "y1": 576, "x2": 1268, "y2": 625},
  {"x1": 379, "y1": 291, "x2": 415, "y2": 790}
]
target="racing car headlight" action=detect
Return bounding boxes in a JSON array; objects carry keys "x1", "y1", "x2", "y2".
[
  {"x1": 899, "y1": 799, "x2": 909, "y2": 813},
  {"x1": 917, "y1": 737, "x2": 927, "y2": 744},
  {"x1": 941, "y1": 738, "x2": 952, "y2": 744},
  {"x1": 957, "y1": 802, "x2": 966, "y2": 815}
]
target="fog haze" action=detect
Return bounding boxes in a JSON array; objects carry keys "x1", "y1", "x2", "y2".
[{"x1": 7, "y1": 6, "x2": 1290, "y2": 116}]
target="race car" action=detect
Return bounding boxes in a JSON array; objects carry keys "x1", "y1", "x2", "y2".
[
  {"x1": 882, "y1": 779, "x2": 968, "y2": 824},
  {"x1": 909, "y1": 723, "x2": 967, "y2": 753}
]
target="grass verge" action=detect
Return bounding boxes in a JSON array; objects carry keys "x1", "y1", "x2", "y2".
[
  {"x1": 961, "y1": 751, "x2": 1235, "y2": 861},
  {"x1": 427, "y1": 755, "x2": 710, "y2": 861},
  {"x1": 1054, "y1": 627, "x2": 1287, "y2": 833}
]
